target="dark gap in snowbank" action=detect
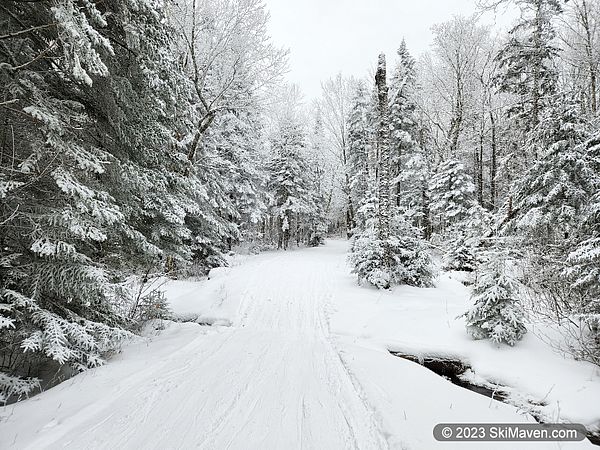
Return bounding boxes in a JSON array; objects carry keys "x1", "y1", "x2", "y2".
[
  {"x1": 390, "y1": 351, "x2": 600, "y2": 446},
  {"x1": 391, "y1": 352, "x2": 507, "y2": 403},
  {"x1": 3, "y1": 362, "x2": 76, "y2": 406}
]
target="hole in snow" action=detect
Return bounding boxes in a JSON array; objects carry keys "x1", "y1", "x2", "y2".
[{"x1": 390, "y1": 352, "x2": 508, "y2": 403}]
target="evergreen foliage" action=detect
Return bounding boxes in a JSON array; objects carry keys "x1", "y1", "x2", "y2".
[
  {"x1": 349, "y1": 214, "x2": 433, "y2": 290},
  {"x1": 349, "y1": 52, "x2": 434, "y2": 290},
  {"x1": 429, "y1": 159, "x2": 476, "y2": 230},
  {"x1": 443, "y1": 236, "x2": 477, "y2": 272},
  {"x1": 389, "y1": 40, "x2": 419, "y2": 207},
  {"x1": 396, "y1": 148, "x2": 432, "y2": 235},
  {"x1": 495, "y1": 0, "x2": 562, "y2": 132},
  {"x1": 347, "y1": 81, "x2": 372, "y2": 230},
  {"x1": 266, "y1": 115, "x2": 326, "y2": 249},
  {"x1": 563, "y1": 130, "x2": 600, "y2": 364},
  {"x1": 2, "y1": 0, "x2": 600, "y2": 399},
  {"x1": 511, "y1": 101, "x2": 592, "y2": 243},
  {"x1": 0, "y1": 0, "x2": 285, "y2": 397},
  {"x1": 464, "y1": 251, "x2": 527, "y2": 346}
]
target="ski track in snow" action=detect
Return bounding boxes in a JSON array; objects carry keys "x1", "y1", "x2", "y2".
[
  {"x1": 5, "y1": 241, "x2": 596, "y2": 450},
  {"x1": 19, "y1": 247, "x2": 388, "y2": 450}
]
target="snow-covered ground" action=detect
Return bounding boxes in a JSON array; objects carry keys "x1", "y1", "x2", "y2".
[{"x1": 1, "y1": 240, "x2": 598, "y2": 449}]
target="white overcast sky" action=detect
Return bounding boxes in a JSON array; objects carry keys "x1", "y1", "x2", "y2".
[{"x1": 264, "y1": 0, "x2": 516, "y2": 101}]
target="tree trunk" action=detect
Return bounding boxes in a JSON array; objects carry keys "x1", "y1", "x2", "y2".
[
  {"x1": 422, "y1": 187, "x2": 432, "y2": 240},
  {"x1": 375, "y1": 54, "x2": 391, "y2": 245},
  {"x1": 449, "y1": 63, "x2": 464, "y2": 158},
  {"x1": 489, "y1": 110, "x2": 498, "y2": 210},
  {"x1": 344, "y1": 172, "x2": 356, "y2": 236},
  {"x1": 477, "y1": 125, "x2": 484, "y2": 206},
  {"x1": 277, "y1": 216, "x2": 283, "y2": 249},
  {"x1": 530, "y1": 0, "x2": 543, "y2": 140},
  {"x1": 579, "y1": 0, "x2": 598, "y2": 114}
]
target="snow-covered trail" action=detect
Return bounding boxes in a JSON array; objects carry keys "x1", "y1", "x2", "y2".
[
  {"x1": 3, "y1": 240, "x2": 596, "y2": 450},
  {"x1": 13, "y1": 242, "x2": 387, "y2": 450}
]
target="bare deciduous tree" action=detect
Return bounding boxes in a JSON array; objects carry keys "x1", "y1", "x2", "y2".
[{"x1": 171, "y1": 0, "x2": 288, "y2": 162}]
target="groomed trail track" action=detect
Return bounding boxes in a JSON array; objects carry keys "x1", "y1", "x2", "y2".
[{"x1": 7, "y1": 241, "x2": 388, "y2": 450}]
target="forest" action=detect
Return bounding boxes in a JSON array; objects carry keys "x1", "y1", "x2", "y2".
[{"x1": 0, "y1": 0, "x2": 599, "y2": 427}]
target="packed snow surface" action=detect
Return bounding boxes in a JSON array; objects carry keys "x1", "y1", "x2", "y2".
[{"x1": 1, "y1": 240, "x2": 598, "y2": 449}]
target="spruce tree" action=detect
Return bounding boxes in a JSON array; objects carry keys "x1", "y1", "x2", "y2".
[
  {"x1": 396, "y1": 149, "x2": 432, "y2": 236},
  {"x1": 201, "y1": 108, "x2": 268, "y2": 250},
  {"x1": 563, "y1": 129, "x2": 600, "y2": 364},
  {"x1": 0, "y1": 0, "x2": 150, "y2": 399},
  {"x1": 443, "y1": 236, "x2": 477, "y2": 272},
  {"x1": 304, "y1": 113, "x2": 330, "y2": 247},
  {"x1": 0, "y1": 0, "x2": 242, "y2": 400}
]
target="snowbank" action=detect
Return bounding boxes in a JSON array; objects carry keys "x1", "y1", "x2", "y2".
[{"x1": 328, "y1": 247, "x2": 600, "y2": 443}]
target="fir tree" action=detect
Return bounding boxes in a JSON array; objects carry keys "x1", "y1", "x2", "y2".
[
  {"x1": 429, "y1": 159, "x2": 476, "y2": 231},
  {"x1": 267, "y1": 116, "x2": 315, "y2": 250},
  {"x1": 349, "y1": 54, "x2": 433, "y2": 289},
  {"x1": 0, "y1": 0, "x2": 242, "y2": 396},
  {"x1": 0, "y1": 0, "x2": 145, "y2": 392},
  {"x1": 349, "y1": 212, "x2": 433, "y2": 289},
  {"x1": 566, "y1": 130, "x2": 600, "y2": 294},
  {"x1": 389, "y1": 40, "x2": 418, "y2": 207},
  {"x1": 510, "y1": 99, "x2": 592, "y2": 245},
  {"x1": 347, "y1": 81, "x2": 373, "y2": 230},
  {"x1": 443, "y1": 236, "x2": 477, "y2": 272},
  {"x1": 304, "y1": 113, "x2": 330, "y2": 247},
  {"x1": 563, "y1": 129, "x2": 600, "y2": 364},
  {"x1": 396, "y1": 147, "x2": 432, "y2": 237},
  {"x1": 495, "y1": 0, "x2": 562, "y2": 134},
  {"x1": 464, "y1": 250, "x2": 527, "y2": 346},
  {"x1": 201, "y1": 108, "x2": 268, "y2": 249}
]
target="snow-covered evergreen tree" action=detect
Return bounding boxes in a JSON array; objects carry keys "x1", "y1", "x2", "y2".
[
  {"x1": 566, "y1": 128, "x2": 600, "y2": 296},
  {"x1": 511, "y1": 100, "x2": 592, "y2": 244},
  {"x1": 304, "y1": 112, "x2": 331, "y2": 246},
  {"x1": 562, "y1": 128, "x2": 600, "y2": 364},
  {"x1": 464, "y1": 250, "x2": 527, "y2": 346},
  {"x1": 347, "y1": 81, "x2": 373, "y2": 230},
  {"x1": 396, "y1": 147, "x2": 432, "y2": 237},
  {"x1": 495, "y1": 96, "x2": 600, "y2": 361},
  {"x1": 443, "y1": 237, "x2": 477, "y2": 272},
  {"x1": 389, "y1": 40, "x2": 419, "y2": 207},
  {"x1": 201, "y1": 107, "x2": 268, "y2": 250},
  {"x1": 429, "y1": 159, "x2": 476, "y2": 232},
  {"x1": 349, "y1": 54, "x2": 434, "y2": 289},
  {"x1": 267, "y1": 116, "x2": 318, "y2": 249},
  {"x1": 0, "y1": 0, "x2": 153, "y2": 395},
  {"x1": 350, "y1": 212, "x2": 433, "y2": 289},
  {"x1": 495, "y1": 0, "x2": 562, "y2": 133},
  {"x1": 0, "y1": 0, "x2": 270, "y2": 398}
]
